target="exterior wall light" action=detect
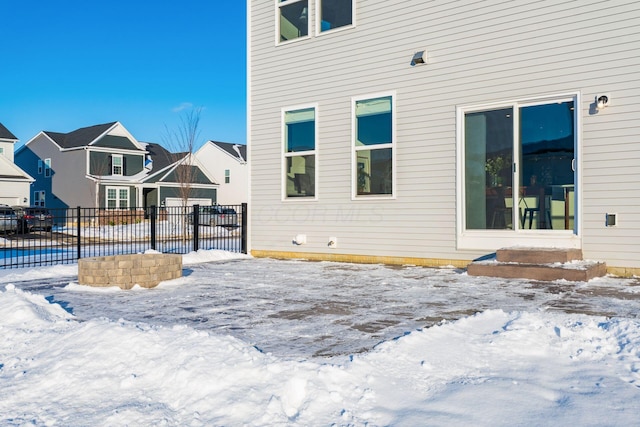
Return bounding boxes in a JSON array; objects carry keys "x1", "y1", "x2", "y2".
[
  {"x1": 410, "y1": 50, "x2": 427, "y2": 66},
  {"x1": 596, "y1": 94, "x2": 610, "y2": 110}
]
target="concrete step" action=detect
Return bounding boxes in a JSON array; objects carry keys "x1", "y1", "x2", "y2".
[
  {"x1": 467, "y1": 260, "x2": 607, "y2": 282},
  {"x1": 496, "y1": 247, "x2": 583, "y2": 264}
]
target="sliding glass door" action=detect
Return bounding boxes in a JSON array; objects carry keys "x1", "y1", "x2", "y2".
[{"x1": 463, "y1": 97, "x2": 576, "y2": 233}]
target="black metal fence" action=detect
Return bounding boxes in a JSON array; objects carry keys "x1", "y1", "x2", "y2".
[{"x1": 0, "y1": 204, "x2": 247, "y2": 269}]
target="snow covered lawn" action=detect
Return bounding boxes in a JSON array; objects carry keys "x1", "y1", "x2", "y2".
[{"x1": 1, "y1": 250, "x2": 640, "y2": 425}]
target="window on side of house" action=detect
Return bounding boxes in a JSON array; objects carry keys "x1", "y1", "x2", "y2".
[
  {"x1": 353, "y1": 95, "x2": 394, "y2": 198},
  {"x1": 112, "y1": 154, "x2": 123, "y2": 176},
  {"x1": 106, "y1": 186, "x2": 129, "y2": 209},
  {"x1": 34, "y1": 191, "x2": 45, "y2": 207},
  {"x1": 38, "y1": 159, "x2": 43, "y2": 174},
  {"x1": 284, "y1": 106, "x2": 316, "y2": 198},
  {"x1": 319, "y1": 0, "x2": 353, "y2": 32},
  {"x1": 44, "y1": 158, "x2": 51, "y2": 178},
  {"x1": 0, "y1": 147, "x2": 4, "y2": 157},
  {"x1": 225, "y1": 169, "x2": 230, "y2": 184},
  {"x1": 278, "y1": 0, "x2": 309, "y2": 43}
]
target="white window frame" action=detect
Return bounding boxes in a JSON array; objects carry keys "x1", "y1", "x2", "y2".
[
  {"x1": 316, "y1": 0, "x2": 356, "y2": 36},
  {"x1": 0, "y1": 147, "x2": 4, "y2": 157},
  {"x1": 224, "y1": 169, "x2": 230, "y2": 184},
  {"x1": 282, "y1": 103, "x2": 318, "y2": 201},
  {"x1": 455, "y1": 92, "x2": 582, "y2": 251},
  {"x1": 112, "y1": 154, "x2": 123, "y2": 176},
  {"x1": 38, "y1": 159, "x2": 43, "y2": 174},
  {"x1": 44, "y1": 158, "x2": 51, "y2": 178},
  {"x1": 276, "y1": 0, "x2": 311, "y2": 45},
  {"x1": 34, "y1": 191, "x2": 45, "y2": 207},
  {"x1": 351, "y1": 92, "x2": 396, "y2": 200},
  {"x1": 106, "y1": 186, "x2": 129, "y2": 210}
]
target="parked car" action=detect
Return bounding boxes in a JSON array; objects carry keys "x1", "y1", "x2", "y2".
[
  {"x1": 188, "y1": 205, "x2": 239, "y2": 227},
  {"x1": 13, "y1": 207, "x2": 53, "y2": 232},
  {"x1": 0, "y1": 205, "x2": 18, "y2": 234}
]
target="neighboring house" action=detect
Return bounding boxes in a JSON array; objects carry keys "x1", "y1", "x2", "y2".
[
  {"x1": 0, "y1": 123, "x2": 34, "y2": 206},
  {"x1": 15, "y1": 122, "x2": 217, "y2": 210},
  {"x1": 141, "y1": 142, "x2": 219, "y2": 208},
  {"x1": 195, "y1": 141, "x2": 247, "y2": 205},
  {"x1": 248, "y1": 1, "x2": 640, "y2": 275}
]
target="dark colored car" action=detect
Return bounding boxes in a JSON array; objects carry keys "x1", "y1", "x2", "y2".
[{"x1": 13, "y1": 207, "x2": 53, "y2": 232}]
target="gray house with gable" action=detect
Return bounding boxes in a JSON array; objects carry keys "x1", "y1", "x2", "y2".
[{"x1": 15, "y1": 121, "x2": 218, "y2": 210}]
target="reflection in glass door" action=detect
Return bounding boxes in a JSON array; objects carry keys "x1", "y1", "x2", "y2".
[
  {"x1": 463, "y1": 98, "x2": 576, "y2": 232},
  {"x1": 519, "y1": 101, "x2": 575, "y2": 230},
  {"x1": 465, "y1": 108, "x2": 514, "y2": 230}
]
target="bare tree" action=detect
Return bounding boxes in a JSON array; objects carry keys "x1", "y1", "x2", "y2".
[
  {"x1": 164, "y1": 107, "x2": 203, "y2": 208},
  {"x1": 163, "y1": 107, "x2": 204, "y2": 240}
]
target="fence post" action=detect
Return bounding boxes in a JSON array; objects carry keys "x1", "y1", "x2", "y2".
[
  {"x1": 150, "y1": 205, "x2": 157, "y2": 250},
  {"x1": 76, "y1": 206, "x2": 81, "y2": 260},
  {"x1": 241, "y1": 203, "x2": 248, "y2": 254},
  {"x1": 193, "y1": 204, "x2": 200, "y2": 253}
]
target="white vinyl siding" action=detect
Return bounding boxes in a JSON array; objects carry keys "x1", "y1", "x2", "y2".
[{"x1": 250, "y1": 0, "x2": 640, "y2": 268}]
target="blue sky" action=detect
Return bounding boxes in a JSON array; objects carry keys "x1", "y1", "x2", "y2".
[{"x1": 0, "y1": 1, "x2": 246, "y2": 149}]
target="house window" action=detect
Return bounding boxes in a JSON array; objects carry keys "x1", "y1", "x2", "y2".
[
  {"x1": 284, "y1": 106, "x2": 316, "y2": 198},
  {"x1": 353, "y1": 95, "x2": 394, "y2": 197},
  {"x1": 0, "y1": 147, "x2": 4, "y2": 157},
  {"x1": 44, "y1": 158, "x2": 51, "y2": 178},
  {"x1": 225, "y1": 169, "x2": 230, "y2": 184},
  {"x1": 38, "y1": 159, "x2": 43, "y2": 174},
  {"x1": 34, "y1": 191, "x2": 45, "y2": 207},
  {"x1": 106, "y1": 187, "x2": 129, "y2": 209},
  {"x1": 319, "y1": 0, "x2": 353, "y2": 32},
  {"x1": 278, "y1": 0, "x2": 309, "y2": 43},
  {"x1": 112, "y1": 154, "x2": 123, "y2": 176}
]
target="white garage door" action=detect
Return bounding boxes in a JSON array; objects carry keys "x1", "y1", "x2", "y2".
[{"x1": 165, "y1": 197, "x2": 212, "y2": 208}]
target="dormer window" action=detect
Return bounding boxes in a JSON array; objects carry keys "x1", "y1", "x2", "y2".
[{"x1": 112, "y1": 154, "x2": 123, "y2": 176}]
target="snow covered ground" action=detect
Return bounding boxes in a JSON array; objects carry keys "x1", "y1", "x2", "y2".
[{"x1": 1, "y1": 250, "x2": 640, "y2": 425}]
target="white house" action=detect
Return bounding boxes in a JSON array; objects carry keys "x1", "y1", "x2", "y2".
[
  {"x1": 195, "y1": 141, "x2": 247, "y2": 205},
  {"x1": 248, "y1": 1, "x2": 640, "y2": 276},
  {"x1": 0, "y1": 123, "x2": 34, "y2": 206}
]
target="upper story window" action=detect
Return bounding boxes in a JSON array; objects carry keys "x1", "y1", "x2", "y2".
[
  {"x1": 278, "y1": 0, "x2": 310, "y2": 43},
  {"x1": 319, "y1": 0, "x2": 353, "y2": 32},
  {"x1": 38, "y1": 159, "x2": 43, "y2": 174},
  {"x1": 283, "y1": 106, "x2": 316, "y2": 198},
  {"x1": 225, "y1": 169, "x2": 230, "y2": 184},
  {"x1": 353, "y1": 94, "x2": 395, "y2": 198},
  {"x1": 112, "y1": 154, "x2": 123, "y2": 176},
  {"x1": 44, "y1": 158, "x2": 51, "y2": 178},
  {"x1": 0, "y1": 147, "x2": 4, "y2": 157}
]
